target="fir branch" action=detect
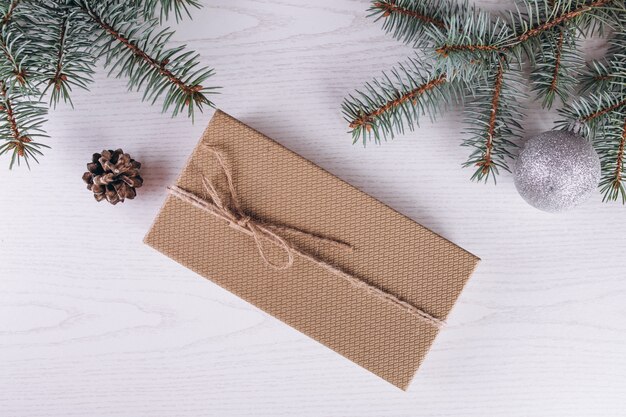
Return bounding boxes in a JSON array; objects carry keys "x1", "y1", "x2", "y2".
[
  {"x1": 516, "y1": 0, "x2": 613, "y2": 43},
  {"x1": 368, "y1": 0, "x2": 450, "y2": 46},
  {"x1": 432, "y1": 6, "x2": 512, "y2": 62},
  {"x1": 436, "y1": 0, "x2": 617, "y2": 57},
  {"x1": 373, "y1": 0, "x2": 445, "y2": 28},
  {"x1": 581, "y1": 30, "x2": 626, "y2": 95},
  {"x1": 53, "y1": 15, "x2": 68, "y2": 79},
  {"x1": 436, "y1": 44, "x2": 501, "y2": 56},
  {"x1": 77, "y1": 0, "x2": 215, "y2": 118},
  {"x1": 0, "y1": 81, "x2": 48, "y2": 168},
  {"x1": 428, "y1": 7, "x2": 515, "y2": 81},
  {"x1": 86, "y1": 8, "x2": 189, "y2": 91},
  {"x1": 569, "y1": 28, "x2": 626, "y2": 202},
  {"x1": 1, "y1": 81, "x2": 21, "y2": 139},
  {"x1": 549, "y1": 30, "x2": 565, "y2": 93},
  {"x1": 1, "y1": 0, "x2": 20, "y2": 26},
  {"x1": 530, "y1": 28, "x2": 583, "y2": 108},
  {"x1": 598, "y1": 115, "x2": 626, "y2": 203},
  {"x1": 24, "y1": 3, "x2": 97, "y2": 107},
  {"x1": 558, "y1": 91, "x2": 626, "y2": 137},
  {"x1": 582, "y1": 60, "x2": 623, "y2": 94},
  {"x1": 348, "y1": 73, "x2": 447, "y2": 131},
  {"x1": 343, "y1": 56, "x2": 462, "y2": 144},
  {"x1": 481, "y1": 59, "x2": 505, "y2": 174},
  {"x1": 462, "y1": 58, "x2": 522, "y2": 182},
  {"x1": 509, "y1": 0, "x2": 623, "y2": 53},
  {"x1": 0, "y1": 29, "x2": 28, "y2": 87},
  {"x1": 50, "y1": 14, "x2": 71, "y2": 99},
  {"x1": 583, "y1": 97, "x2": 626, "y2": 123},
  {"x1": 136, "y1": 0, "x2": 202, "y2": 22}
]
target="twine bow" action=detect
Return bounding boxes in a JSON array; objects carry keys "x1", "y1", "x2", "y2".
[{"x1": 167, "y1": 145, "x2": 444, "y2": 329}]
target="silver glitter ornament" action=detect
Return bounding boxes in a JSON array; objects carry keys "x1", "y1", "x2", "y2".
[{"x1": 513, "y1": 130, "x2": 600, "y2": 212}]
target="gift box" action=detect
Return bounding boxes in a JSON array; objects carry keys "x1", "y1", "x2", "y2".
[{"x1": 144, "y1": 110, "x2": 480, "y2": 390}]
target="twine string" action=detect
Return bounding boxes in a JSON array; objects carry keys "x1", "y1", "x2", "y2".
[{"x1": 167, "y1": 145, "x2": 445, "y2": 329}]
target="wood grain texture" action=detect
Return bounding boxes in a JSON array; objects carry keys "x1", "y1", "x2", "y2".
[{"x1": 1, "y1": 1, "x2": 625, "y2": 416}]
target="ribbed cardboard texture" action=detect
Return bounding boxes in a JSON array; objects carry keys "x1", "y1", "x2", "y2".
[{"x1": 144, "y1": 110, "x2": 480, "y2": 389}]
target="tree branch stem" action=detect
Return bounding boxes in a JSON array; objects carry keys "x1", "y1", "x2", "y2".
[
  {"x1": 613, "y1": 119, "x2": 626, "y2": 187},
  {"x1": 51, "y1": 14, "x2": 69, "y2": 90},
  {"x1": 549, "y1": 29, "x2": 565, "y2": 92},
  {"x1": 518, "y1": 0, "x2": 612, "y2": 42},
  {"x1": 582, "y1": 99, "x2": 626, "y2": 123},
  {"x1": 477, "y1": 59, "x2": 504, "y2": 173},
  {"x1": 0, "y1": 81, "x2": 30, "y2": 155},
  {"x1": 373, "y1": 1, "x2": 446, "y2": 29},
  {"x1": 349, "y1": 73, "x2": 447, "y2": 130}
]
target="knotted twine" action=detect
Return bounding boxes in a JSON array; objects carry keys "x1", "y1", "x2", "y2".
[{"x1": 167, "y1": 145, "x2": 444, "y2": 329}]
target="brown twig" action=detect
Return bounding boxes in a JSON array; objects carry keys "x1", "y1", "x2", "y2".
[
  {"x1": 612, "y1": 119, "x2": 626, "y2": 189},
  {"x1": 594, "y1": 74, "x2": 612, "y2": 81},
  {"x1": 373, "y1": 1, "x2": 446, "y2": 29},
  {"x1": 0, "y1": 81, "x2": 30, "y2": 156},
  {"x1": 349, "y1": 73, "x2": 447, "y2": 130},
  {"x1": 436, "y1": 44, "x2": 501, "y2": 56},
  {"x1": 476, "y1": 59, "x2": 505, "y2": 174},
  {"x1": 50, "y1": 15, "x2": 69, "y2": 91},
  {"x1": 582, "y1": 98, "x2": 626, "y2": 123},
  {"x1": 549, "y1": 29, "x2": 565, "y2": 93},
  {"x1": 80, "y1": 5, "x2": 202, "y2": 96}
]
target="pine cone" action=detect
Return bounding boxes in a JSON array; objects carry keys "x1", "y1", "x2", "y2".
[{"x1": 82, "y1": 149, "x2": 143, "y2": 205}]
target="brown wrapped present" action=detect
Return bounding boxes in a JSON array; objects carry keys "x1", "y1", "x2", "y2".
[{"x1": 144, "y1": 110, "x2": 480, "y2": 390}]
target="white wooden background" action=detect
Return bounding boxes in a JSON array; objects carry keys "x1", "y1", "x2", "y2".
[{"x1": 1, "y1": 1, "x2": 625, "y2": 416}]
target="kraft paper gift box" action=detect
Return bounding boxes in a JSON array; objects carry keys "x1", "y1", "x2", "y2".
[{"x1": 144, "y1": 110, "x2": 480, "y2": 390}]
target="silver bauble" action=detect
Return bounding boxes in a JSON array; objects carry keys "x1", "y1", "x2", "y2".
[{"x1": 513, "y1": 130, "x2": 600, "y2": 212}]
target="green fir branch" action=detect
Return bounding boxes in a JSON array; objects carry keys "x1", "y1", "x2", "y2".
[
  {"x1": 433, "y1": 8, "x2": 511, "y2": 57},
  {"x1": 0, "y1": 80, "x2": 48, "y2": 169},
  {"x1": 0, "y1": 27, "x2": 31, "y2": 88},
  {"x1": 0, "y1": 0, "x2": 20, "y2": 27},
  {"x1": 597, "y1": 113, "x2": 626, "y2": 203},
  {"x1": 530, "y1": 27, "x2": 583, "y2": 108},
  {"x1": 557, "y1": 25, "x2": 626, "y2": 202},
  {"x1": 558, "y1": 91, "x2": 626, "y2": 138},
  {"x1": 430, "y1": 6, "x2": 514, "y2": 81},
  {"x1": 343, "y1": 57, "x2": 464, "y2": 144},
  {"x1": 369, "y1": 0, "x2": 449, "y2": 46},
  {"x1": 136, "y1": 0, "x2": 202, "y2": 22},
  {"x1": 581, "y1": 30, "x2": 625, "y2": 95},
  {"x1": 507, "y1": 0, "x2": 621, "y2": 48},
  {"x1": 462, "y1": 57, "x2": 523, "y2": 183},
  {"x1": 581, "y1": 59, "x2": 623, "y2": 95},
  {"x1": 76, "y1": 0, "x2": 215, "y2": 119},
  {"x1": 22, "y1": 2, "x2": 96, "y2": 107}
]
